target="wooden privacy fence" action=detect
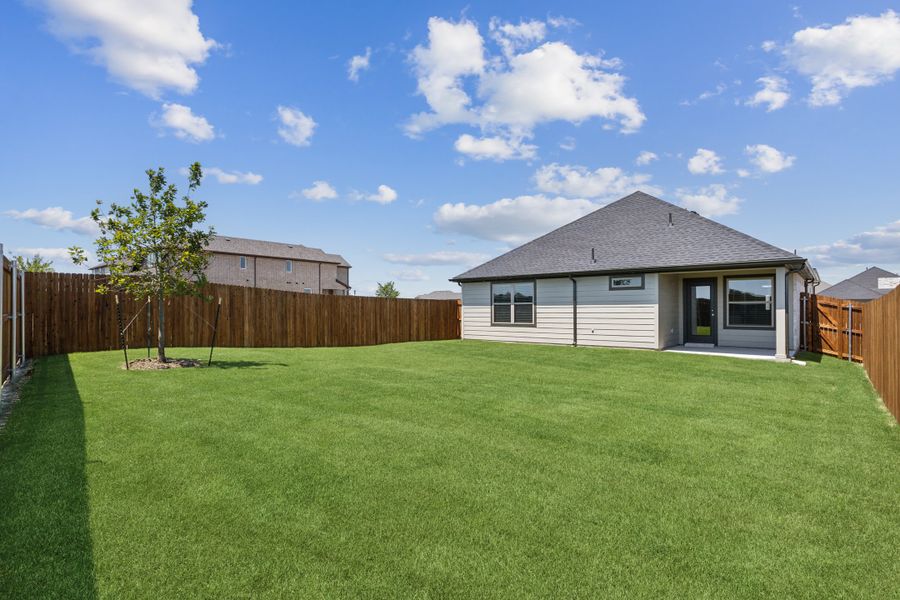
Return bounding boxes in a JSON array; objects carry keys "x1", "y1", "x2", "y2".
[
  {"x1": 861, "y1": 287, "x2": 900, "y2": 423},
  {"x1": 802, "y1": 290, "x2": 900, "y2": 423},
  {"x1": 24, "y1": 272, "x2": 460, "y2": 358},
  {"x1": 801, "y1": 293, "x2": 864, "y2": 361},
  {"x1": 1, "y1": 251, "x2": 26, "y2": 384}
]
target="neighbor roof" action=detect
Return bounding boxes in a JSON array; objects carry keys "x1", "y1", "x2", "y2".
[
  {"x1": 452, "y1": 192, "x2": 805, "y2": 281},
  {"x1": 207, "y1": 235, "x2": 350, "y2": 267},
  {"x1": 415, "y1": 290, "x2": 461, "y2": 300},
  {"x1": 821, "y1": 266, "x2": 898, "y2": 301}
]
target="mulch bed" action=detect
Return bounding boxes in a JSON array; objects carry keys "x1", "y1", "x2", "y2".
[{"x1": 125, "y1": 358, "x2": 203, "y2": 370}]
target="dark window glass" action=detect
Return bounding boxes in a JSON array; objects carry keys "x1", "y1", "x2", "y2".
[
  {"x1": 727, "y1": 278, "x2": 772, "y2": 302},
  {"x1": 514, "y1": 283, "x2": 534, "y2": 303},
  {"x1": 493, "y1": 304, "x2": 511, "y2": 323},
  {"x1": 493, "y1": 285, "x2": 512, "y2": 304},
  {"x1": 728, "y1": 303, "x2": 772, "y2": 326},
  {"x1": 514, "y1": 304, "x2": 533, "y2": 324}
]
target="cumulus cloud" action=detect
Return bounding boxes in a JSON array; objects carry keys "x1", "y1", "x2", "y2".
[
  {"x1": 276, "y1": 105, "x2": 316, "y2": 146},
  {"x1": 204, "y1": 167, "x2": 262, "y2": 185},
  {"x1": 299, "y1": 180, "x2": 337, "y2": 201},
  {"x1": 635, "y1": 151, "x2": 658, "y2": 165},
  {"x1": 382, "y1": 251, "x2": 490, "y2": 266},
  {"x1": 36, "y1": 0, "x2": 217, "y2": 98},
  {"x1": 761, "y1": 40, "x2": 778, "y2": 52},
  {"x1": 534, "y1": 163, "x2": 659, "y2": 199},
  {"x1": 746, "y1": 76, "x2": 790, "y2": 111},
  {"x1": 675, "y1": 185, "x2": 742, "y2": 217},
  {"x1": 687, "y1": 148, "x2": 724, "y2": 175},
  {"x1": 368, "y1": 184, "x2": 398, "y2": 204},
  {"x1": 15, "y1": 246, "x2": 88, "y2": 266},
  {"x1": 406, "y1": 17, "x2": 644, "y2": 160},
  {"x1": 5, "y1": 206, "x2": 98, "y2": 235},
  {"x1": 155, "y1": 102, "x2": 215, "y2": 142},
  {"x1": 433, "y1": 194, "x2": 599, "y2": 243},
  {"x1": 745, "y1": 144, "x2": 795, "y2": 173},
  {"x1": 785, "y1": 10, "x2": 900, "y2": 106},
  {"x1": 454, "y1": 133, "x2": 536, "y2": 161},
  {"x1": 804, "y1": 220, "x2": 900, "y2": 265},
  {"x1": 348, "y1": 47, "x2": 371, "y2": 81}
]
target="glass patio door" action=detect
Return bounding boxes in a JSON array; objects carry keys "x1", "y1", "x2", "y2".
[{"x1": 683, "y1": 278, "x2": 717, "y2": 344}]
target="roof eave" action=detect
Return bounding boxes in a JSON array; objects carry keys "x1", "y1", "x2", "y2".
[{"x1": 450, "y1": 257, "x2": 808, "y2": 283}]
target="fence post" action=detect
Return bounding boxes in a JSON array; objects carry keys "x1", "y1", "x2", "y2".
[
  {"x1": 20, "y1": 269, "x2": 25, "y2": 362},
  {"x1": 0, "y1": 244, "x2": 4, "y2": 382},
  {"x1": 10, "y1": 260, "x2": 16, "y2": 372},
  {"x1": 847, "y1": 302, "x2": 853, "y2": 362}
]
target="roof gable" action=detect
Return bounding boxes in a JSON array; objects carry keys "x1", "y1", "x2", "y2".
[
  {"x1": 452, "y1": 192, "x2": 802, "y2": 281},
  {"x1": 824, "y1": 266, "x2": 898, "y2": 300}
]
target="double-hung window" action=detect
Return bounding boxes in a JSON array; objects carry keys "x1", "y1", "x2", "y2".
[
  {"x1": 286, "y1": 260, "x2": 293, "y2": 273},
  {"x1": 725, "y1": 276, "x2": 774, "y2": 328},
  {"x1": 492, "y1": 282, "x2": 534, "y2": 325},
  {"x1": 239, "y1": 256, "x2": 247, "y2": 269}
]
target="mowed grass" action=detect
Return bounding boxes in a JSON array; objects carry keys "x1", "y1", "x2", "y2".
[{"x1": 1, "y1": 341, "x2": 898, "y2": 599}]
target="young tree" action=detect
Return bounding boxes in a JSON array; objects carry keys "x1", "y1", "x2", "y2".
[
  {"x1": 375, "y1": 281, "x2": 400, "y2": 298},
  {"x1": 70, "y1": 163, "x2": 213, "y2": 363},
  {"x1": 15, "y1": 254, "x2": 54, "y2": 272}
]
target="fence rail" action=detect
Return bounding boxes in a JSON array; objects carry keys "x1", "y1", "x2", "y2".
[{"x1": 24, "y1": 272, "x2": 460, "y2": 358}]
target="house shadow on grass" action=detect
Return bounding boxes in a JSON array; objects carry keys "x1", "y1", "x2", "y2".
[
  {"x1": 796, "y1": 351, "x2": 824, "y2": 363},
  {"x1": 0, "y1": 355, "x2": 97, "y2": 599}
]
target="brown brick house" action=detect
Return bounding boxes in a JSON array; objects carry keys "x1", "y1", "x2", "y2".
[
  {"x1": 90, "y1": 235, "x2": 351, "y2": 295},
  {"x1": 205, "y1": 236, "x2": 350, "y2": 294}
]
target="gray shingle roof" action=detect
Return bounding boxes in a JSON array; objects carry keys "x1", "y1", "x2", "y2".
[
  {"x1": 207, "y1": 235, "x2": 351, "y2": 267},
  {"x1": 415, "y1": 290, "x2": 461, "y2": 300},
  {"x1": 822, "y1": 266, "x2": 898, "y2": 300},
  {"x1": 452, "y1": 192, "x2": 804, "y2": 281}
]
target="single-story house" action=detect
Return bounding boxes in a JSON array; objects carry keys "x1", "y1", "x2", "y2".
[
  {"x1": 451, "y1": 192, "x2": 818, "y2": 359},
  {"x1": 818, "y1": 266, "x2": 899, "y2": 302}
]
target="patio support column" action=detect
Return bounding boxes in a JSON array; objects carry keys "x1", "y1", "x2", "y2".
[{"x1": 775, "y1": 266, "x2": 788, "y2": 360}]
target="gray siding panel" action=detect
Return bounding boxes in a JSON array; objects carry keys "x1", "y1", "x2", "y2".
[{"x1": 461, "y1": 279, "x2": 573, "y2": 345}]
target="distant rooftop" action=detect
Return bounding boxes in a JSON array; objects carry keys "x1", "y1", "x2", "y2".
[
  {"x1": 207, "y1": 235, "x2": 350, "y2": 268},
  {"x1": 822, "y1": 266, "x2": 899, "y2": 301},
  {"x1": 415, "y1": 290, "x2": 461, "y2": 301}
]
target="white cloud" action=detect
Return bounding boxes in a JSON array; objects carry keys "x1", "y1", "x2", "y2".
[
  {"x1": 36, "y1": 0, "x2": 217, "y2": 98},
  {"x1": 635, "y1": 151, "x2": 658, "y2": 165},
  {"x1": 559, "y1": 136, "x2": 576, "y2": 151},
  {"x1": 737, "y1": 168, "x2": 751, "y2": 178},
  {"x1": 687, "y1": 148, "x2": 724, "y2": 175},
  {"x1": 276, "y1": 105, "x2": 316, "y2": 146},
  {"x1": 391, "y1": 268, "x2": 430, "y2": 282},
  {"x1": 434, "y1": 194, "x2": 599, "y2": 243},
  {"x1": 297, "y1": 180, "x2": 337, "y2": 201},
  {"x1": 745, "y1": 144, "x2": 795, "y2": 173},
  {"x1": 383, "y1": 251, "x2": 489, "y2": 266},
  {"x1": 155, "y1": 102, "x2": 215, "y2": 142},
  {"x1": 406, "y1": 17, "x2": 644, "y2": 157},
  {"x1": 5, "y1": 206, "x2": 98, "y2": 235},
  {"x1": 761, "y1": 40, "x2": 778, "y2": 52},
  {"x1": 804, "y1": 220, "x2": 900, "y2": 265},
  {"x1": 489, "y1": 18, "x2": 547, "y2": 57},
  {"x1": 785, "y1": 10, "x2": 900, "y2": 106},
  {"x1": 348, "y1": 47, "x2": 371, "y2": 81},
  {"x1": 454, "y1": 133, "x2": 536, "y2": 161},
  {"x1": 675, "y1": 185, "x2": 742, "y2": 217},
  {"x1": 680, "y1": 82, "x2": 727, "y2": 106},
  {"x1": 204, "y1": 167, "x2": 262, "y2": 185},
  {"x1": 534, "y1": 163, "x2": 659, "y2": 199},
  {"x1": 368, "y1": 184, "x2": 398, "y2": 204},
  {"x1": 15, "y1": 246, "x2": 89, "y2": 266},
  {"x1": 746, "y1": 76, "x2": 790, "y2": 111}
]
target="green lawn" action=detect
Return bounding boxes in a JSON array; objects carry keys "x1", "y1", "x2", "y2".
[{"x1": 1, "y1": 341, "x2": 898, "y2": 599}]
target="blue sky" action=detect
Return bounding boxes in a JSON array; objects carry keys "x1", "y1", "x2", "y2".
[{"x1": 2, "y1": 1, "x2": 899, "y2": 296}]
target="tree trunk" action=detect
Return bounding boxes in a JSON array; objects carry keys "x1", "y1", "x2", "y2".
[{"x1": 157, "y1": 293, "x2": 167, "y2": 363}]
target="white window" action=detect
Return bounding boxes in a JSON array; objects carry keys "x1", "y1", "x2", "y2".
[
  {"x1": 609, "y1": 274, "x2": 644, "y2": 290},
  {"x1": 303, "y1": 287, "x2": 312, "y2": 293},
  {"x1": 286, "y1": 260, "x2": 293, "y2": 273},
  {"x1": 491, "y1": 281, "x2": 534, "y2": 325},
  {"x1": 239, "y1": 256, "x2": 247, "y2": 269},
  {"x1": 725, "y1": 276, "x2": 774, "y2": 328}
]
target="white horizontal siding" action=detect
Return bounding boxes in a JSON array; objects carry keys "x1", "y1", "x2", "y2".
[
  {"x1": 461, "y1": 279, "x2": 573, "y2": 345},
  {"x1": 576, "y1": 274, "x2": 658, "y2": 349}
]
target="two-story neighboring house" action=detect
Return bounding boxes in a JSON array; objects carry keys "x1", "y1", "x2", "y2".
[
  {"x1": 90, "y1": 235, "x2": 351, "y2": 295},
  {"x1": 205, "y1": 236, "x2": 351, "y2": 294}
]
